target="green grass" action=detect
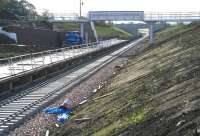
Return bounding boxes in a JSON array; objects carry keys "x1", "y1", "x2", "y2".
[
  {"x1": 54, "y1": 22, "x2": 132, "y2": 40},
  {"x1": 154, "y1": 23, "x2": 199, "y2": 44},
  {"x1": 93, "y1": 107, "x2": 150, "y2": 136},
  {"x1": 95, "y1": 24, "x2": 132, "y2": 40},
  {"x1": 54, "y1": 23, "x2": 80, "y2": 31}
]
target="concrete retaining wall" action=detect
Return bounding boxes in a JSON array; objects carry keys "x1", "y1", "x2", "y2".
[{"x1": 4, "y1": 26, "x2": 66, "y2": 48}]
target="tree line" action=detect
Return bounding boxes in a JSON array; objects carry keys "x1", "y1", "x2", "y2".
[{"x1": 0, "y1": 0, "x2": 37, "y2": 18}]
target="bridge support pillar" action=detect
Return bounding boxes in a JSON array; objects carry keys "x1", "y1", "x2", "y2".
[
  {"x1": 85, "y1": 32, "x2": 89, "y2": 45},
  {"x1": 147, "y1": 22, "x2": 155, "y2": 44},
  {"x1": 80, "y1": 23, "x2": 84, "y2": 39}
]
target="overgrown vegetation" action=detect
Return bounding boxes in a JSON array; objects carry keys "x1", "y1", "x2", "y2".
[{"x1": 51, "y1": 23, "x2": 200, "y2": 136}]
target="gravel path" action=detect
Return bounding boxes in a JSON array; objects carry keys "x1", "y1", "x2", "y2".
[{"x1": 8, "y1": 44, "x2": 137, "y2": 136}]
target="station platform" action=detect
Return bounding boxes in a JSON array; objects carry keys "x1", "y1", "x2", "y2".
[
  {"x1": 0, "y1": 39, "x2": 124, "y2": 80},
  {"x1": 0, "y1": 39, "x2": 127, "y2": 93}
]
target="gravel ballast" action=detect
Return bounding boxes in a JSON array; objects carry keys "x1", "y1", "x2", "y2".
[{"x1": 8, "y1": 40, "x2": 146, "y2": 136}]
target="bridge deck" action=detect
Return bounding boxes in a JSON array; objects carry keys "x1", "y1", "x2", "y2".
[
  {"x1": 144, "y1": 12, "x2": 200, "y2": 22},
  {"x1": 88, "y1": 11, "x2": 200, "y2": 22},
  {"x1": 9, "y1": 11, "x2": 200, "y2": 22}
]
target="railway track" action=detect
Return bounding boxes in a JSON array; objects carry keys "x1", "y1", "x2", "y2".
[{"x1": 0, "y1": 36, "x2": 146, "y2": 135}]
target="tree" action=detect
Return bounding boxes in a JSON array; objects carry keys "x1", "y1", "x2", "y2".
[
  {"x1": 0, "y1": 0, "x2": 37, "y2": 18},
  {"x1": 41, "y1": 9, "x2": 52, "y2": 20},
  {"x1": 19, "y1": 0, "x2": 37, "y2": 16},
  {"x1": 0, "y1": 0, "x2": 9, "y2": 10}
]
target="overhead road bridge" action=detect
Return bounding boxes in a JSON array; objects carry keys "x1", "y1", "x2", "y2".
[
  {"x1": 88, "y1": 11, "x2": 144, "y2": 21},
  {"x1": 47, "y1": 13, "x2": 98, "y2": 43},
  {"x1": 10, "y1": 11, "x2": 200, "y2": 44},
  {"x1": 88, "y1": 11, "x2": 200, "y2": 43}
]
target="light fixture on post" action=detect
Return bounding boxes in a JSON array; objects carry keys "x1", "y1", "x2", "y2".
[{"x1": 80, "y1": 0, "x2": 84, "y2": 17}]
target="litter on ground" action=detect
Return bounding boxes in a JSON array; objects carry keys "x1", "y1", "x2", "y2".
[{"x1": 43, "y1": 97, "x2": 73, "y2": 123}]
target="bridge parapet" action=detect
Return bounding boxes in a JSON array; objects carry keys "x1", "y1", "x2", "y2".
[
  {"x1": 144, "y1": 12, "x2": 200, "y2": 22},
  {"x1": 88, "y1": 11, "x2": 200, "y2": 22},
  {"x1": 88, "y1": 11, "x2": 144, "y2": 21},
  {"x1": 48, "y1": 13, "x2": 89, "y2": 23},
  {"x1": 6, "y1": 11, "x2": 200, "y2": 23}
]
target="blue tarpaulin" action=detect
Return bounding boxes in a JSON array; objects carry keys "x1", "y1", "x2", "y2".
[
  {"x1": 43, "y1": 98, "x2": 73, "y2": 123},
  {"x1": 43, "y1": 107, "x2": 72, "y2": 123}
]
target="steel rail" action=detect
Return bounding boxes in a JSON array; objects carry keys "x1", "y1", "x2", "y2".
[
  {"x1": 0, "y1": 36, "x2": 146, "y2": 135},
  {"x1": 0, "y1": 39, "x2": 119, "y2": 81}
]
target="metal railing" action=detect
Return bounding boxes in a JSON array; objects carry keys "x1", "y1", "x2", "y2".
[
  {"x1": 47, "y1": 13, "x2": 89, "y2": 22},
  {"x1": 48, "y1": 13, "x2": 79, "y2": 21},
  {"x1": 0, "y1": 39, "x2": 119, "y2": 80},
  {"x1": 144, "y1": 12, "x2": 200, "y2": 21},
  {"x1": 5, "y1": 11, "x2": 200, "y2": 22}
]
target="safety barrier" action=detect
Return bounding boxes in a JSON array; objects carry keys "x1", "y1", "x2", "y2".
[
  {"x1": 0, "y1": 39, "x2": 118, "y2": 80},
  {"x1": 144, "y1": 12, "x2": 200, "y2": 21}
]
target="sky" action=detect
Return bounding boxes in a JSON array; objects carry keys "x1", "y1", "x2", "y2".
[{"x1": 27, "y1": 0, "x2": 200, "y2": 15}]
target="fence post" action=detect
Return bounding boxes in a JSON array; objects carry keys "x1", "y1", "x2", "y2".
[
  {"x1": 42, "y1": 52, "x2": 45, "y2": 66},
  {"x1": 8, "y1": 58, "x2": 13, "y2": 76},
  {"x1": 56, "y1": 49, "x2": 59, "y2": 61},
  {"x1": 20, "y1": 56, "x2": 25, "y2": 72},
  {"x1": 62, "y1": 48, "x2": 66, "y2": 60},
  {"x1": 10, "y1": 58, "x2": 15, "y2": 75},
  {"x1": 49, "y1": 51, "x2": 52, "y2": 63},
  {"x1": 30, "y1": 54, "x2": 34, "y2": 69}
]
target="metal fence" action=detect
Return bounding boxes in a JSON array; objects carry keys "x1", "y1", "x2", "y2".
[
  {"x1": 144, "y1": 12, "x2": 200, "y2": 22},
  {"x1": 0, "y1": 39, "x2": 118, "y2": 80},
  {"x1": 48, "y1": 13, "x2": 79, "y2": 21}
]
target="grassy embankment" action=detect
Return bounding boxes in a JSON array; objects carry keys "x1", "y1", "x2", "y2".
[
  {"x1": 55, "y1": 22, "x2": 133, "y2": 40},
  {"x1": 95, "y1": 23, "x2": 133, "y2": 40},
  {"x1": 51, "y1": 23, "x2": 200, "y2": 136}
]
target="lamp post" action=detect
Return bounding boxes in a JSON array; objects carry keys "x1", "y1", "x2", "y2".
[
  {"x1": 80, "y1": 0, "x2": 83, "y2": 17},
  {"x1": 79, "y1": 0, "x2": 84, "y2": 39}
]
